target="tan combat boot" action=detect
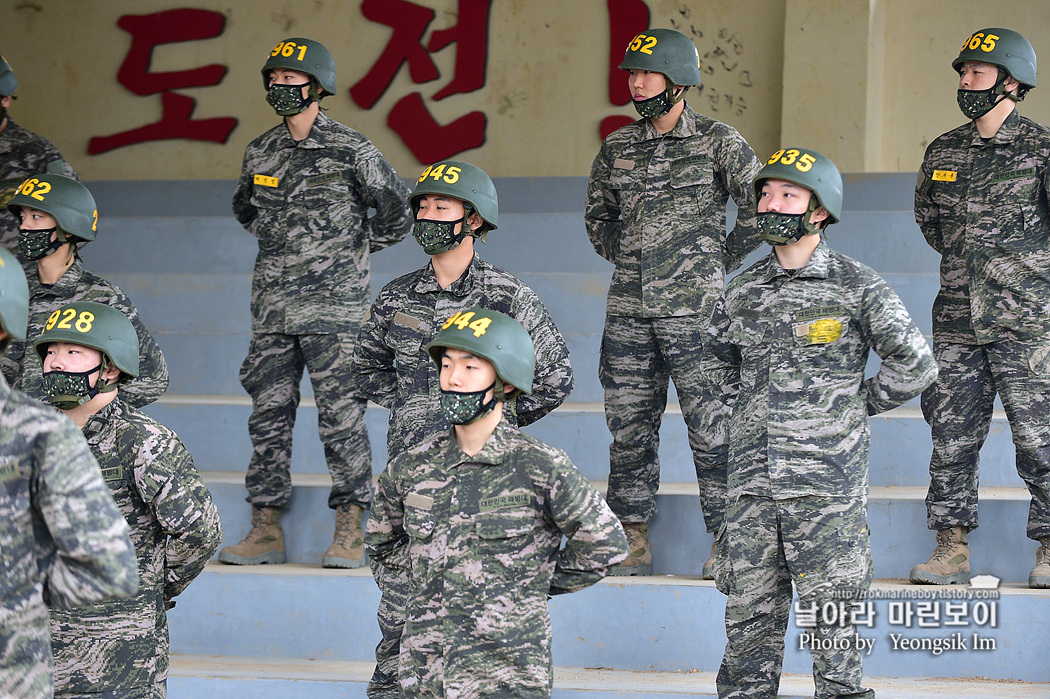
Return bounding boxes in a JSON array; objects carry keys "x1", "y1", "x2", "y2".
[
  {"x1": 1029, "y1": 537, "x2": 1050, "y2": 589},
  {"x1": 322, "y1": 503, "x2": 366, "y2": 569},
  {"x1": 217, "y1": 506, "x2": 286, "y2": 565},
  {"x1": 701, "y1": 539, "x2": 716, "y2": 580},
  {"x1": 609, "y1": 522, "x2": 652, "y2": 576},
  {"x1": 909, "y1": 526, "x2": 970, "y2": 585}
]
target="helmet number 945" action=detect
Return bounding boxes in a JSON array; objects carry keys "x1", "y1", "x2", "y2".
[
  {"x1": 418, "y1": 164, "x2": 461, "y2": 184},
  {"x1": 629, "y1": 34, "x2": 658, "y2": 55},
  {"x1": 962, "y1": 32, "x2": 999, "y2": 53},
  {"x1": 19, "y1": 178, "x2": 52, "y2": 202},
  {"x1": 767, "y1": 149, "x2": 817, "y2": 173},
  {"x1": 45, "y1": 308, "x2": 95, "y2": 333},
  {"x1": 271, "y1": 41, "x2": 308, "y2": 61},
  {"x1": 442, "y1": 311, "x2": 492, "y2": 337}
]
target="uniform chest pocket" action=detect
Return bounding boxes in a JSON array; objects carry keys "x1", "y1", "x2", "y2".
[
  {"x1": 669, "y1": 156, "x2": 711, "y2": 190},
  {"x1": 727, "y1": 316, "x2": 767, "y2": 390},
  {"x1": 476, "y1": 507, "x2": 535, "y2": 564},
  {"x1": 607, "y1": 163, "x2": 640, "y2": 194},
  {"x1": 0, "y1": 475, "x2": 33, "y2": 595},
  {"x1": 990, "y1": 172, "x2": 1045, "y2": 249},
  {"x1": 792, "y1": 317, "x2": 850, "y2": 347},
  {"x1": 249, "y1": 178, "x2": 287, "y2": 211},
  {"x1": 302, "y1": 173, "x2": 351, "y2": 208},
  {"x1": 404, "y1": 505, "x2": 435, "y2": 541},
  {"x1": 388, "y1": 317, "x2": 427, "y2": 372}
]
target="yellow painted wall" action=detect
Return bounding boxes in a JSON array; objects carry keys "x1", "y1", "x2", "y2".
[{"x1": 3, "y1": 0, "x2": 1049, "y2": 179}]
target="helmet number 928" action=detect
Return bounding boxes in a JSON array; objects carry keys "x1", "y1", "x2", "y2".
[
  {"x1": 767, "y1": 149, "x2": 817, "y2": 173},
  {"x1": 418, "y1": 164, "x2": 461, "y2": 184},
  {"x1": 271, "y1": 41, "x2": 308, "y2": 61},
  {"x1": 962, "y1": 32, "x2": 999, "y2": 53},
  {"x1": 629, "y1": 34, "x2": 658, "y2": 55},
  {"x1": 18, "y1": 178, "x2": 51, "y2": 202},
  {"x1": 442, "y1": 310, "x2": 492, "y2": 337},
  {"x1": 45, "y1": 308, "x2": 95, "y2": 333}
]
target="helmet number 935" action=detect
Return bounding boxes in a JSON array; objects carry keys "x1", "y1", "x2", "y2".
[
  {"x1": 271, "y1": 41, "x2": 308, "y2": 61},
  {"x1": 418, "y1": 164, "x2": 461, "y2": 184},
  {"x1": 45, "y1": 308, "x2": 95, "y2": 333},
  {"x1": 442, "y1": 310, "x2": 492, "y2": 337},
  {"x1": 629, "y1": 34, "x2": 658, "y2": 55},
  {"x1": 767, "y1": 149, "x2": 816, "y2": 173},
  {"x1": 19, "y1": 178, "x2": 52, "y2": 202},
  {"x1": 962, "y1": 32, "x2": 999, "y2": 53}
]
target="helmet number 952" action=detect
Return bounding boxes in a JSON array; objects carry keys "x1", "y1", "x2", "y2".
[
  {"x1": 962, "y1": 32, "x2": 999, "y2": 53},
  {"x1": 629, "y1": 34, "x2": 658, "y2": 55},
  {"x1": 19, "y1": 178, "x2": 52, "y2": 202},
  {"x1": 442, "y1": 310, "x2": 491, "y2": 337},
  {"x1": 271, "y1": 41, "x2": 308, "y2": 61},
  {"x1": 418, "y1": 164, "x2": 461, "y2": 184},
  {"x1": 45, "y1": 308, "x2": 95, "y2": 333},
  {"x1": 767, "y1": 149, "x2": 816, "y2": 173}
]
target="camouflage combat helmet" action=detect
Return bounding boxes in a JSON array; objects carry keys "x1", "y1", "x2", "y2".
[
  {"x1": 619, "y1": 28, "x2": 702, "y2": 87},
  {"x1": 953, "y1": 28, "x2": 1037, "y2": 91},
  {"x1": 0, "y1": 247, "x2": 29, "y2": 342},
  {"x1": 755, "y1": 147, "x2": 842, "y2": 224},
  {"x1": 7, "y1": 174, "x2": 98, "y2": 242},
  {"x1": 34, "y1": 301, "x2": 140, "y2": 377},
  {"x1": 427, "y1": 307, "x2": 534, "y2": 399},
  {"x1": 261, "y1": 37, "x2": 336, "y2": 96},
  {"x1": 0, "y1": 53, "x2": 17, "y2": 96},
  {"x1": 411, "y1": 160, "x2": 498, "y2": 234}
]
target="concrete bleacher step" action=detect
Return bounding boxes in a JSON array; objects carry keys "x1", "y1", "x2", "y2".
[
  {"x1": 168, "y1": 564, "x2": 1050, "y2": 688},
  {"x1": 167, "y1": 656, "x2": 1050, "y2": 699}
]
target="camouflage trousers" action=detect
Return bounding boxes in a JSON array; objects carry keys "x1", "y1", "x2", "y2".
[
  {"x1": 716, "y1": 495, "x2": 874, "y2": 699},
  {"x1": 240, "y1": 332, "x2": 372, "y2": 509},
  {"x1": 0, "y1": 589, "x2": 51, "y2": 699},
  {"x1": 367, "y1": 558, "x2": 410, "y2": 699},
  {"x1": 922, "y1": 339, "x2": 1050, "y2": 539},
  {"x1": 599, "y1": 314, "x2": 728, "y2": 532},
  {"x1": 56, "y1": 681, "x2": 166, "y2": 698}
]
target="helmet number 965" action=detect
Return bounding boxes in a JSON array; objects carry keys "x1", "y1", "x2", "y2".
[
  {"x1": 767, "y1": 149, "x2": 816, "y2": 173},
  {"x1": 629, "y1": 34, "x2": 658, "y2": 55},
  {"x1": 45, "y1": 309, "x2": 95, "y2": 333},
  {"x1": 418, "y1": 164, "x2": 461, "y2": 184},
  {"x1": 962, "y1": 32, "x2": 999, "y2": 53},
  {"x1": 271, "y1": 41, "x2": 308, "y2": 61},
  {"x1": 19, "y1": 178, "x2": 52, "y2": 202}
]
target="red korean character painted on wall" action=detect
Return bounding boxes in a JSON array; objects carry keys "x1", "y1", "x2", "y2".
[
  {"x1": 349, "y1": 0, "x2": 491, "y2": 164},
  {"x1": 88, "y1": 8, "x2": 237, "y2": 155},
  {"x1": 600, "y1": 0, "x2": 650, "y2": 140}
]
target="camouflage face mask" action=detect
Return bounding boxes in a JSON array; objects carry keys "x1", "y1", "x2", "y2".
[
  {"x1": 42, "y1": 365, "x2": 102, "y2": 410},
  {"x1": 413, "y1": 217, "x2": 466, "y2": 255},
  {"x1": 757, "y1": 212, "x2": 810, "y2": 246},
  {"x1": 632, "y1": 91, "x2": 675, "y2": 119},
  {"x1": 18, "y1": 226, "x2": 61, "y2": 260},
  {"x1": 956, "y1": 87, "x2": 1002, "y2": 120},
  {"x1": 439, "y1": 382, "x2": 497, "y2": 425},
  {"x1": 266, "y1": 82, "x2": 312, "y2": 116}
]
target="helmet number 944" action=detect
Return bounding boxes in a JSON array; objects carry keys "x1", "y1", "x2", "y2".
[
  {"x1": 767, "y1": 149, "x2": 817, "y2": 173},
  {"x1": 418, "y1": 164, "x2": 461, "y2": 185},
  {"x1": 962, "y1": 32, "x2": 999, "y2": 53},
  {"x1": 18, "y1": 178, "x2": 52, "y2": 202},
  {"x1": 442, "y1": 311, "x2": 492, "y2": 337},
  {"x1": 271, "y1": 41, "x2": 308, "y2": 61},
  {"x1": 629, "y1": 34, "x2": 658, "y2": 55},
  {"x1": 45, "y1": 308, "x2": 95, "y2": 333}
]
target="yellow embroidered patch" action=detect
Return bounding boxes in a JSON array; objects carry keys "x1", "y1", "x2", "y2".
[
  {"x1": 932, "y1": 170, "x2": 957, "y2": 182},
  {"x1": 253, "y1": 174, "x2": 279, "y2": 188}
]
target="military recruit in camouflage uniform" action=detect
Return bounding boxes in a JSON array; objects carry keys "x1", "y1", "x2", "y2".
[
  {"x1": 226, "y1": 38, "x2": 411, "y2": 561},
  {"x1": 585, "y1": 28, "x2": 761, "y2": 573},
  {"x1": 0, "y1": 53, "x2": 77, "y2": 253},
  {"x1": 705, "y1": 149, "x2": 937, "y2": 699},
  {"x1": 38, "y1": 301, "x2": 222, "y2": 699},
  {"x1": 913, "y1": 27, "x2": 1050, "y2": 589},
  {"x1": 0, "y1": 248, "x2": 139, "y2": 699}
]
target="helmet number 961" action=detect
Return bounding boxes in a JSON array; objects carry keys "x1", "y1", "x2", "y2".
[
  {"x1": 442, "y1": 311, "x2": 491, "y2": 337},
  {"x1": 767, "y1": 149, "x2": 816, "y2": 173},
  {"x1": 18, "y1": 178, "x2": 51, "y2": 202},
  {"x1": 962, "y1": 32, "x2": 999, "y2": 53},
  {"x1": 271, "y1": 41, "x2": 308, "y2": 61},
  {"x1": 418, "y1": 164, "x2": 461, "y2": 185},
  {"x1": 629, "y1": 34, "x2": 658, "y2": 55},
  {"x1": 45, "y1": 309, "x2": 95, "y2": 333}
]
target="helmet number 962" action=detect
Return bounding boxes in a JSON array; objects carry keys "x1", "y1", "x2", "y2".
[
  {"x1": 418, "y1": 164, "x2": 461, "y2": 185},
  {"x1": 271, "y1": 41, "x2": 308, "y2": 61},
  {"x1": 45, "y1": 309, "x2": 95, "y2": 333},
  {"x1": 18, "y1": 178, "x2": 51, "y2": 202},
  {"x1": 767, "y1": 149, "x2": 816, "y2": 173},
  {"x1": 442, "y1": 311, "x2": 491, "y2": 337},
  {"x1": 629, "y1": 34, "x2": 658, "y2": 55},
  {"x1": 962, "y1": 32, "x2": 999, "y2": 53}
]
